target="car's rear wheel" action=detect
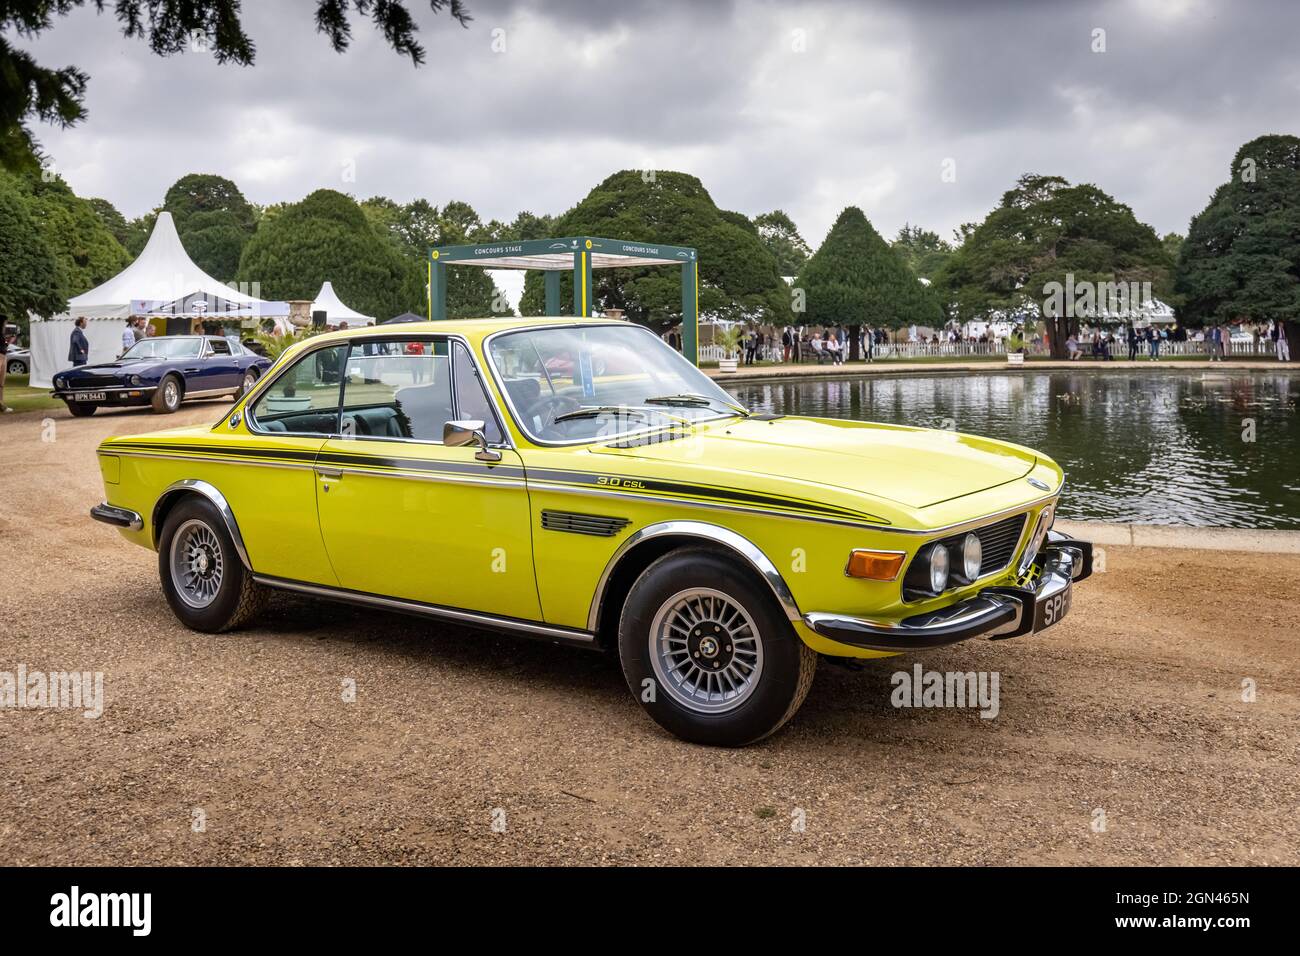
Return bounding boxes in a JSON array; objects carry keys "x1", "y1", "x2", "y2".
[
  {"x1": 6, "y1": 359, "x2": 25, "y2": 375},
  {"x1": 238, "y1": 368, "x2": 257, "y2": 397},
  {"x1": 152, "y1": 375, "x2": 182, "y2": 413},
  {"x1": 157, "y1": 497, "x2": 265, "y2": 632},
  {"x1": 618, "y1": 547, "x2": 817, "y2": 746},
  {"x1": 65, "y1": 401, "x2": 97, "y2": 417}
]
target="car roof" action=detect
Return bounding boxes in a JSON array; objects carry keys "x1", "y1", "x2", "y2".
[{"x1": 304, "y1": 315, "x2": 629, "y2": 348}]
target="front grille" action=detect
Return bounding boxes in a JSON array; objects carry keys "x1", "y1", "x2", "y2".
[
  {"x1": 903, "y1": 512, "x2": 1028, "y2": 600},
  {"x1": 540, "y1": 510, "x2": 631, "y2": 537},
  {"x1": 973, "y1": 513, "x2": 1028, "y2": 572},
  {"x1": 69, "y1": 374, "x2": 124, "y2": 388}
]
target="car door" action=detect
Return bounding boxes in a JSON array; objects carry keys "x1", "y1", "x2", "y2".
[
  {"x1": 314, "y1": 336, "x2": 541, "y2": 621},
  {"x1": 238, "y1": 343, "x2": 351, "y2": 587},
  {"x1": 198, "y1": 337, "x2": 243, "y2": 392}
]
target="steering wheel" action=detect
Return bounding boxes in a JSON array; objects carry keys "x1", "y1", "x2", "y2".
[{"x1": 524, "y1": 393, "x2": 582, "y2": 438}]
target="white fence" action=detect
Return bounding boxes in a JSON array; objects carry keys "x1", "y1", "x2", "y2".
[{"x1": 701, "y1": 337, "x2": 1279, "y2": 363}]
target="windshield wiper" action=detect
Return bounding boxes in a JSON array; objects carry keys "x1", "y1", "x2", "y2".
[
  {"x1": 552, "y1": 405, "x2": 659, "y2": 424},
  {"x1": 643, "y1": 393, "x2": 750, "y2": 417}
]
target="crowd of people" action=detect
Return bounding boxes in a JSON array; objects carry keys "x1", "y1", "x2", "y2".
[{"x1": 733, "y1": 325, "x2": 896, "y2": 366}]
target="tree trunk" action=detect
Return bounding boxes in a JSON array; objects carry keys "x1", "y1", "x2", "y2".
[
  {"x1": 848, "y1": 326, "x2": 861, "y2": 362},
  {"x1": 1284, "y1": 319, "x2": 1299, "y2": 362}
]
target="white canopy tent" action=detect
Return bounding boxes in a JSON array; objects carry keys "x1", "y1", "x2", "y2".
[
  {"x1": 28, "y1": 212, "x2": 288, "y2": 388},
  {"x1": 309, "y1": 281, "x2": 374, "y2": 326}
]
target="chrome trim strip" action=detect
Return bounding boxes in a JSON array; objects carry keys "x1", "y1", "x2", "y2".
[
  {"x1": 251, "y1": 575, "x2": 596, "y2": 646},
  {"x1": 53, "y1": 385, "x2": 158, "y2": 395},
  {"x1": 320, "y1": 465, "x2": 524, "y2": 489},
  {"x1": 90, "y1": 503, "x2": 143, "y2": 532},
  {"x1": 587, "y1": 520, "x2": 802, "y2": 632},
  {"x1": 106, "y1": 450, "x2": 313, "y2": 471},
  {"x1": 151, "y1": 479, "x2": 253, "y2": 570}
]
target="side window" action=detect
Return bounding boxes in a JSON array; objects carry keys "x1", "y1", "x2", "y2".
[
  {"x1": 251, "y1": 345, "x2": 346, "y2": 435},
  {"x1": 209, "y1": 338, "x2": 232, "y2": 355},
  {"x1": 453, "y1": 342, "x2": 503, "y2": 444},
  {"x1": 340, "y1": 339, "x2": 452, "y2": 441}
]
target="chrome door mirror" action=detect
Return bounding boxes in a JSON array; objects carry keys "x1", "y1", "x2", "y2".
[{"x1": 443, "y1": 419, "x2": 502, "y2": 462}]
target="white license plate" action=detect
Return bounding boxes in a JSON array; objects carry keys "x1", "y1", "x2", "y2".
[{"x1": 73, "y1": 391, "x2": 106, "y2": 402}]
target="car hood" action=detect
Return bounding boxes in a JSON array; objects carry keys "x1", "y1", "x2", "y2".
[
  {"x1": 588, "y1": 415, "x2": 1039, "y2": 510},
  {"x1": 72, "y1": 359, "x2": 164, "y2": 376}
]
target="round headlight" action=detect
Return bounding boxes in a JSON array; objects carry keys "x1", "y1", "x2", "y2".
[
  {"x1": 130, "y1": 375, "x2": 142, "y2": 385},
  {"x1": 928, "y1": 543, "x2": 950, "y2": 593},
  {"x1": 962, "y1": 533, "x2": 982, "y2": 581}
]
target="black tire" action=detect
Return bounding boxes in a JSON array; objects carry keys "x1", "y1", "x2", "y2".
[
  {"x1": 157, "y1": 497, "x2": 265, "y2": 633},
  {"x1": 237, "y1": 368, "x2": 258, "y2": 398},
  {"x1": 151, "y1": 375, "x2": 183, "y2": 413},
  {"x1": 618, "y1": 547, "x2": 817, "y2": 746},
  {"x1": 65, "y1": 401, "x2": 97, "y2": 417}
]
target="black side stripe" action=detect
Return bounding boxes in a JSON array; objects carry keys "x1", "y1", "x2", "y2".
[{"x1": 100, "y1": 443, "x2": 883, "y2": 523}]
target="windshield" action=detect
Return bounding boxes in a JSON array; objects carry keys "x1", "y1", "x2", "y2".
[
  {"x1": 122, "y1": 337, "x2": 203, "y2": 360},
  {"x1": 488, "y1": 324, "x2": 745, "y2": 443}
]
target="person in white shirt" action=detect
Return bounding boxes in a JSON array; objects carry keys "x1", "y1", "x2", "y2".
[{"x1": 121, "y1": 319, "x2": 136, "y2": 355}]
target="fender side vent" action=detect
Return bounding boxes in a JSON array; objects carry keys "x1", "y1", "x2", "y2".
[{"x1": 541, "y1": 510, "x2": 631, "y2": 537}]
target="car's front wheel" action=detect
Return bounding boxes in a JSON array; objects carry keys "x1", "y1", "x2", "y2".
[
  {"x1": 6, "y1": 359, "x2": 25, "y2": 375},
  {"x1": 157, "y1": 497, "x2": 265, "y2": 632},
  {"x1": 618, "y1": 547, "x2": 817, "y2": 746},
  {"x1": 151, "y1": 375, "x2": 182, "y2": 413},
  {"x1": 239, "y1": 369, "x2": 258, "y2": 397}
]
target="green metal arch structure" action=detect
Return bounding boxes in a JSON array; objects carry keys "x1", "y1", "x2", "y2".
[{"x1": 428, "y1": 236, "x2": 699, "y2": 364}]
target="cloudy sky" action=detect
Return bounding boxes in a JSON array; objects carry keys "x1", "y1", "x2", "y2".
[{"x1": 18, "y1": 0, "x2": 1300, "y2": 248}]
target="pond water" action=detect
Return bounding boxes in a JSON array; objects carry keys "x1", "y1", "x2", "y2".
[{"x1": 726, "y1": 370, "x2": 1300, "y2": 529}]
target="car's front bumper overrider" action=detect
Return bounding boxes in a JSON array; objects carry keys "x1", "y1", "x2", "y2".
[{"x1": 804, "y1": 532, "x2": 1092, "y2": 652}]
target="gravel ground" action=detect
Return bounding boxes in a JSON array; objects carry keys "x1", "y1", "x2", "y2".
[{"x1": 2, "y1": 401, "x2": 1297, "y2": 866}]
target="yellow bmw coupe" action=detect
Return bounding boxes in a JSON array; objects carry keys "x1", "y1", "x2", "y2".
[{"x1": 91, "y1": 317, "x2": 1091, "y2": 746}]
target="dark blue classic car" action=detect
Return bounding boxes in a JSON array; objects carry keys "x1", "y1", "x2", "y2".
[{"x1": 52, "y1": 335, "x2": 272, "y2": 416}]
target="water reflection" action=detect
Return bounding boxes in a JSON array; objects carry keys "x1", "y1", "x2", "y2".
[{"x1": 727, "y1": 371, "x2": 1300, "y2": 529}]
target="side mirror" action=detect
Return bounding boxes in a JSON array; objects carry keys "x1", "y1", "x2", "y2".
[{"x1": 443, "y1": 419, "x2": 502, "y2": 462}]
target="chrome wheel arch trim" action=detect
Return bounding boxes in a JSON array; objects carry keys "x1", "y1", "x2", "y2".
[
  {"x1": 586, "y1": 520, "x2": 802, "y2": 633},
  {"x1": 151, "y1": 478, "x2": 253, "y2": 571}
]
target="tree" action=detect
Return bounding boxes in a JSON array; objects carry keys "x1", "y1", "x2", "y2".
[
  {"x1": 795, "y1": 207, "x2": 942, "y2": 360},
  {"x1": 2, "y1": 169, "x2": 132, "y2": 300},
  {"x1": 236, "y1": 189, "x2": 411, "y2": 320},
  {"x1": 891, "y1": 223, "x2": 954, "y2": 282},
  {"x1": 0, "y1": 174, "x2": 64, "y2": 324},
  {"x1": 160, "y1": 173, "x2": 256, "y2": 281},
  {"x1": 754, "y1": 210, "x2": 812, "y2": 276},
  {"x1": 1175, "y1": 134, "x2": 1300, "y2": 357},
  {"x1": 361, "y1": 195, "x2": 506, "y2": 318},
  {"x1": 1, "y1": 0, "x2": 471, "y2": 171},
  {"x1": 518, "y1": 170, "x2": 789, "y2": 327},
  {"x1": 934, "y1": 174, "x2": 1171, "y2": 358}
]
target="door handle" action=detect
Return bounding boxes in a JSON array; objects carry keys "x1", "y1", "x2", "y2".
[{"x1": 315, "y1": 466, "x2": 343, "y2": 479}]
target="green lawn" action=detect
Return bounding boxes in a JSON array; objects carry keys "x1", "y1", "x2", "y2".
[{"x1": 2, "y1": 374, "x2": 63, "y2": 413}]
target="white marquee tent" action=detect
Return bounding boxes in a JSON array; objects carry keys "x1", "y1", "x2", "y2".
[
  {"x1": 309, "y1": 281, "x2": 374, "y2": 326},
  {"x1": 28, "y1": 212, "x2": 288, "y2": 388}
]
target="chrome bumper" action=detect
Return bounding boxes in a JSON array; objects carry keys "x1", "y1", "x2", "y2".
[
  {"x1": 805, "y1": 533, "x2": 1092, "y2": 652},
  {"x1": 90, "y1": 502, "x2": 143, "y2": 531}
]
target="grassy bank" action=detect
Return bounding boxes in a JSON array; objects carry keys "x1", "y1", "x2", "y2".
[{"x1": 1, "y1": 375, "x2": 62, "y2": 413}]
